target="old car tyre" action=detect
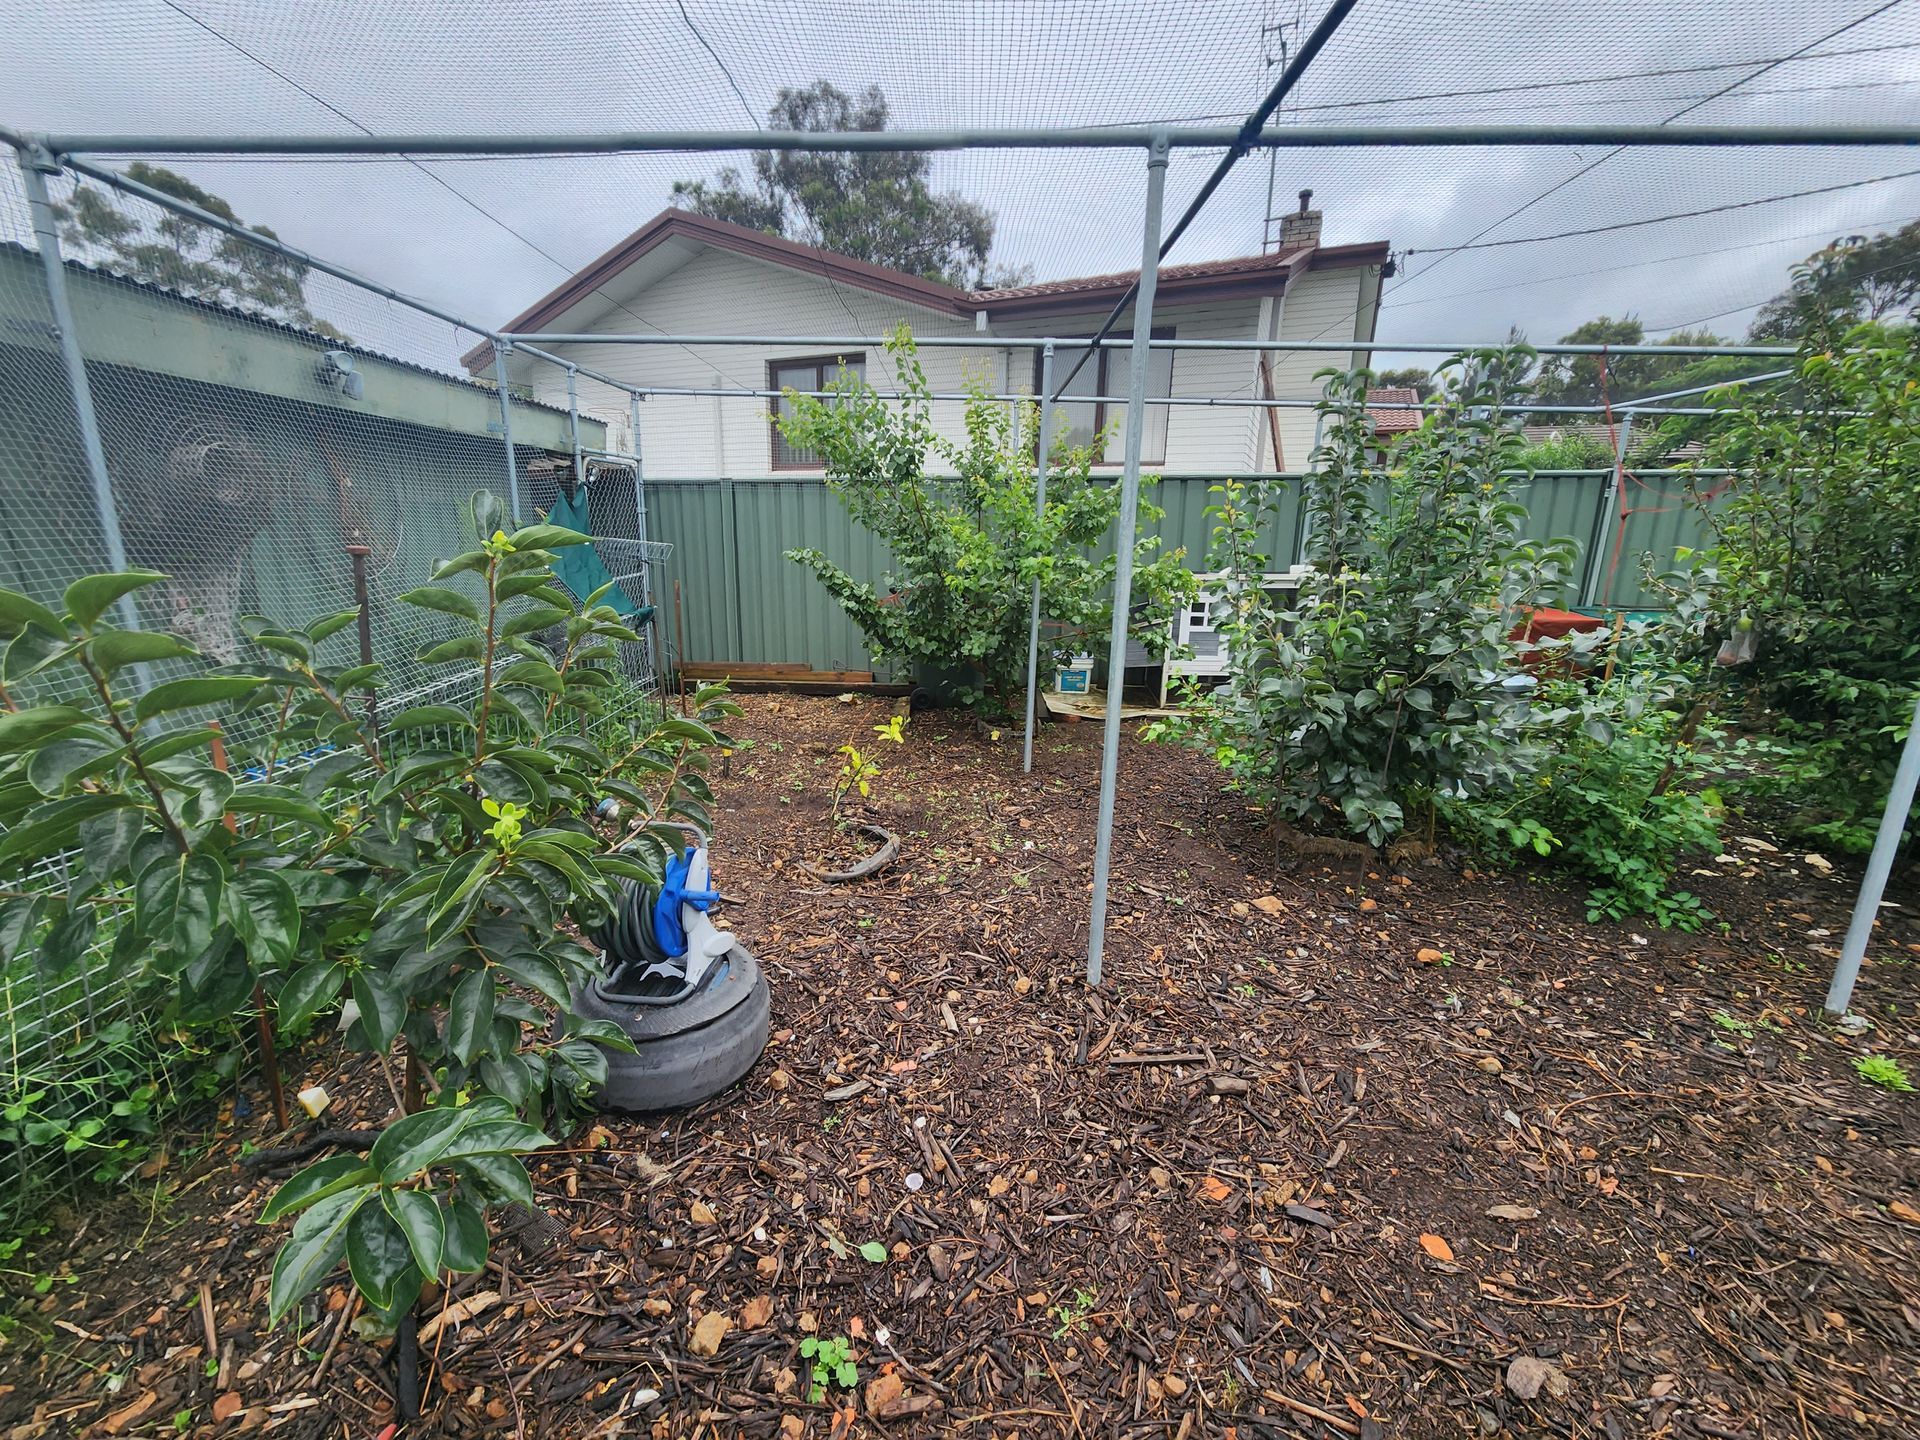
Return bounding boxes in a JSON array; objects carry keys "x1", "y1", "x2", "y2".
[{"x1": 570, "y1": 942, "x2": 771, "y2": 1112}]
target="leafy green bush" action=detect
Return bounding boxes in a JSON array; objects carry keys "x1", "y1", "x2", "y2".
[
  {"x1": 1675, "y1": 321, "x2": 1920, "y2": 850},
  {"x1": 0, "y1": 491, "x2": 735, "y2": 1327},
  {"x1": 1514, "y1": 431, "x2": 1614, "y2": 473},
  {"x1": 1160, "y1": 349, "x2": 1577, "y2": 847},
  {"x1": 1438, "y1": 663, "x2": 1722, "y2": 929},
  {"x1": 777, "y1": 327, "x2": 1193, "y2": 714}
]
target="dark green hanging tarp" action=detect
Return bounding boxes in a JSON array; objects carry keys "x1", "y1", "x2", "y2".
[{"x1": 546, "y1": 487, "x2": 644, "y2": 617}]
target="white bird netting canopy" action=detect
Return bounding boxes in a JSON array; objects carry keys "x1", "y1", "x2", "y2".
[{"x1": 0, "y1": 0, "x2": 1914, "y2": 370}]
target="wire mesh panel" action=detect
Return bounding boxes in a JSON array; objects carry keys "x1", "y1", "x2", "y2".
[
  {"x1": 4, "y1": 0, "x2": 1913, "y2": 349},
  {"x1": 0, "y1": 142, "x2": 668, "y2": 1210}
]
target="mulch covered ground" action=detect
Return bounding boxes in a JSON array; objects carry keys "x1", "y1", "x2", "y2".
[{"x1": 3, "y1": 692, "x2": 1918, "y2": 1440}]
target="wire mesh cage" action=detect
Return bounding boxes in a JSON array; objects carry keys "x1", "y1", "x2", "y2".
[
  {"x1": 0, "y1": 0, "x2": 1914, "y2": 1210},
  {"x1": 0, "y1": 150, "x2": 670, "y2": 1208}
]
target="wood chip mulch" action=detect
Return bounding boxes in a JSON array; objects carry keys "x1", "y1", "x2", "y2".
[{"x1": 3, "y1": 691, "x2": 1917, "y2": 1440}]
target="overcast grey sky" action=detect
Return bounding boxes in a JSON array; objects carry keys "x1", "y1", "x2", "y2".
[{"x1": 3, "y1": 0, "x2": 1915, "y2": 372}]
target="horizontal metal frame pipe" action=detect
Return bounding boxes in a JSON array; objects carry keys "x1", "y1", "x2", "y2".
[
  {"x1": 641, "y1": 468, "x2": 1740, "y2": 482},
  {"x1": 502, "y1": 333, "x2": 1802, "y2": 359},
  {"x1": 20, "y1": 123, "x2": 1920, "y2": 157},
  {"x1": 600, "y1": 384, "x2": 1745, "y2": 418}
]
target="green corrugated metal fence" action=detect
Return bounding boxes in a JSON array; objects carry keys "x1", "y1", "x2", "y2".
[{"x1": 645, "y1": 473, "x2": 1704, "y2": 675}]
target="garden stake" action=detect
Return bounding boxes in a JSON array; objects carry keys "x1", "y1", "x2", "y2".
[
  {"x1": 1601, "y1": 609, "x2": 1625, "y2": 683},
  {"x1": 1021, "y1": 341, "x2": 1056, "y2": 776},
  {"x1": 346, "y1": 543, "x2": 379, "y2": 747},
  {"x1": 209, "y1": 722, "x2": 288, "y2": 1132},
  {"x1": 674, "y1": 577, "x2": 688, "y2": 715}
]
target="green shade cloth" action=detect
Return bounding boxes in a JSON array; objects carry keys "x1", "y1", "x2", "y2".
[{"x1": 545, "y1": 487, "x2": 644, "y2": 618}]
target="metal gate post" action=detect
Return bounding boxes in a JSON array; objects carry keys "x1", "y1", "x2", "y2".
[
  {"x1": 1021, "y1": 342, "x2": 1057, "y2": 775},
  {"x1": 628, "y1": 389, "x2": 666, "y2": 717},
  {"x1": 17, "y1": 146, "x2": 140, "y2": 629},
  {"x1": 1086, "y1": 133, "x2": 1171, "y2": 988},
  {"x1": 492, "y1": 341, "x2": 522, "y2": 525},
  {"x1": 566, "y1": 364, "x2": 585, "y2": 494},
  {"x1": 628, "y1": 390, "x2": 651, "y2": 581}
]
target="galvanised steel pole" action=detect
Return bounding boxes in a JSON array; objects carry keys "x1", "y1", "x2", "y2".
[
  {"x1": 1087, "y1": 134, "x2": 1171, "y2": 988},
  {"x1": 1826, "y1": 689, "x2": 1920, "y2": 1015},
  {"x1": 628, "y1": 390, "x2": 649, "y2": 564},
  {"x1": 566, "y1": 365, "x2": 585, "y2": 494},
  {"x1": 1022, "y1": 343, "x2": 1057, "y2": 775},
  {"x1": 492, "y1": 342, "x2": 522, "y2": 526},
  {"x1": 628, "y1": 389, "x2": 666, "y2": 718},
  {"x1": 1581, "y1": 413, "x2": 1634, "y2": 609},
  {"x1": 16, "y1": 146, "x2": 140, "y2": 633},
  {"x1": 34, "y1": 122, "x2": 1920, "y2": 156}
]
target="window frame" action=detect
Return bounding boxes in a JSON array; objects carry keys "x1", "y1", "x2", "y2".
[
  {"x1": 1033, "y1": 327, "x2": 1175, "y2": 466},
  {"x1": 768, "y1": 352, "x2": 867, "y2": 471}
]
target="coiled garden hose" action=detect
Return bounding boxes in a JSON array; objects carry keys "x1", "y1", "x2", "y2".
[{"x1": 591, "y1": 876, "x2": 731, "y2": 1007}]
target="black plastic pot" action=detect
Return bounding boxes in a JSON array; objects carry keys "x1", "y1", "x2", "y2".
[{"x1": 909, "y1": 660, "x2": 984, "y2": 710}]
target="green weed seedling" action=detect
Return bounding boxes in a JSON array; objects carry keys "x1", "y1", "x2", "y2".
[
  {"x1": 799, "y1": 1334, "x2": 857, "y2": 1402},
  {"x1": 1050, "y1": 1286, "x2": 1098, "y2": 1339},
  {"x1": 1854, "y1": 1055, "x2": 1914, "y2": 1092}
]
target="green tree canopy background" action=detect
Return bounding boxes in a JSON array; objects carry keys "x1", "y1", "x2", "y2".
[
  {"x1": 53, "y1": 163, "x2": 346, "y2": 341},
  {"x1": 671, "y1": 82, "x2": 1029, "y2": 290}
]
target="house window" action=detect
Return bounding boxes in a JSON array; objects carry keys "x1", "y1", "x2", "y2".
[
  {"x1": 770, "y1": 354, "x2": 866, "y2": 469},
  {"x1": 1036, "y1": 330, "x2": 1174, "y2": 465}
]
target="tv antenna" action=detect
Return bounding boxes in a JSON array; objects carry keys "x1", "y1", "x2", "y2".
[{"x1": 1260, "y1": 11, "x2": 1299, "y2": 253}]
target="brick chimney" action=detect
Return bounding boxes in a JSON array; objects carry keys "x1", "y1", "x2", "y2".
[{"x1": 1278, "y1": 189, "x2": 1322, "y2": 249}]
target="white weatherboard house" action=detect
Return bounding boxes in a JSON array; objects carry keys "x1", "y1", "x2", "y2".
[
  {"x1": 465, "y1": 200, "x2": 1390, "y2": 480},
  {"x1": 462, "y1": 200, "x2": 1389, "y2": 685}
]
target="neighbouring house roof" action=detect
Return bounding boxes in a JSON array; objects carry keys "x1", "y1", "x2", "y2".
[
  {"x1": 0, "y1": 242, "x2": 587, "y2": 454},
  {"x1": 1365, "y1": 386, "x2": 1424, "y2": 435},
  {"x1": 972, "y1": 240, "x2": 1389, "y2": 319},
  {"x1": 461, "y1": 207, "x2": 1390, "y2": 372}
]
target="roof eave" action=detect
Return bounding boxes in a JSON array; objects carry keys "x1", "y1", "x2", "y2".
[{"x1": 1306, "y1": 240, "x2": 1392, "y2": 270}]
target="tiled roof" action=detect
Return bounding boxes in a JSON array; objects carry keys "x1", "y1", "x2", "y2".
[
  {"x1": 1365, "y1": 386, "x2": 1424, "y2": 434},
  {"x1": 977, "y1": 247, "x2": 1309, "y2": 302}
]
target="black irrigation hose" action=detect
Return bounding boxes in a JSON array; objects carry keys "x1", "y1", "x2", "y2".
[
  {"x1": 799, "y1": 823, "x2": 901, "y2": 883},
  {"x1": 394, "y1": 1308, "x2": 422, "y2": 1421},
  {"x1": 240, "y1": 1127, "x2": 378, "y2": 1174}
]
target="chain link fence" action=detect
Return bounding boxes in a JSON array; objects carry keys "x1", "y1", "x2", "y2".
[{"x1": 0, "y1": 140, "x2": 667, "y2": 1213}]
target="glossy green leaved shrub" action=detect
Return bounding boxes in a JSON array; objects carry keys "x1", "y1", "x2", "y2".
[
  {"x1": 1673, "y1": 319, "x2": 1920, "y2": 850},
  {"x1": 776, "y1": 326, "x2": 1193, "y2": 715},
  {"x1": 1438, "y1": 659, "x2": 1723, "y2": 930},
  {"x1": 1155, "y1": 349, "x2": 1578, "y2": 848},
  {"x1": 0, "y1": 490, "x2": 737, "y2": 1329}
]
